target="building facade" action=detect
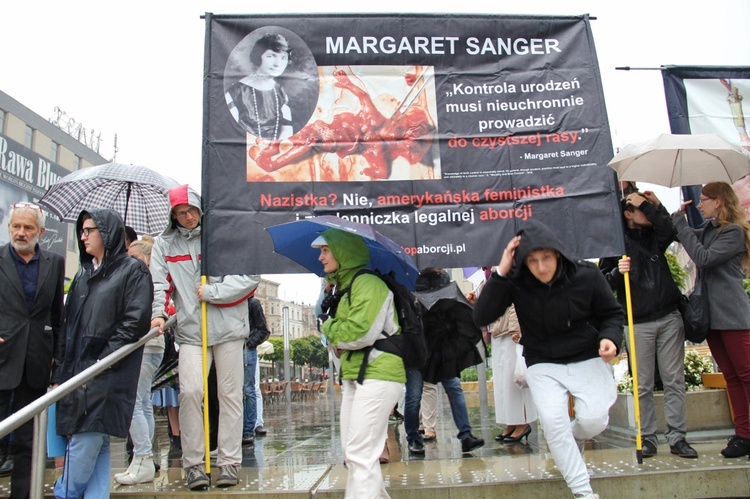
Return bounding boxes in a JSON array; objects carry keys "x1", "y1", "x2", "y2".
[{"x1": 0, "y1": 90, "x2": 108, "y2": 279}]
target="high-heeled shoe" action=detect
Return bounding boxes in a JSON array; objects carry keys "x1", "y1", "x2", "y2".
[
  {"x1": 495, "y1": 426, "x2": 516, "y2": 442},
  {"x1": 504, "y1": 425, "x2": 531, "y2": 443}
]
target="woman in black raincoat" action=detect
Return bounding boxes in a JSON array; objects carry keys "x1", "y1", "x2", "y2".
[{"x1": 54, "y1": 209, "x2": 153, "y2": 499}]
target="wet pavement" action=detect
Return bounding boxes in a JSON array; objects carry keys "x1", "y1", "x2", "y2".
[{"x1": 1, "y1": 386, "x2": 749, "y2": 497}]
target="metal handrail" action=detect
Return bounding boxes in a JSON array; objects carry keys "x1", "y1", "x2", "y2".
[{"x1": 0, "y1": 315, "x2": 176, "y2": 499}]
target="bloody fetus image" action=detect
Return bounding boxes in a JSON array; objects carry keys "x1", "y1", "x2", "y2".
[{"x1": 247, "y1": 65, "x2": 440, "y2": 182}]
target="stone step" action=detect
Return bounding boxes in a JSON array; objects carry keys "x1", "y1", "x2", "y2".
[{"x1": 16, "y1": 441, "x2": 750, "y2": 498}]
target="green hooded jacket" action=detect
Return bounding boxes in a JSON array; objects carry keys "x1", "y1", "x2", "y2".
[{"x1": 320, "y1": 229, "x2": 406, "y2": 383}]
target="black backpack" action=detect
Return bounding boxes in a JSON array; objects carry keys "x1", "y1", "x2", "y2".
[{"x1": 340, "y1": 269, "x2": 427, "y2": 384}]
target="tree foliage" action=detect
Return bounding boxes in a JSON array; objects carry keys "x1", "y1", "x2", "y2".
[
  {"x1": 291, "y1": 335, "x2": 329, "y2": 369},
  {"x1": 261, "y1": 337, "x2": 285, "y2": 363}
]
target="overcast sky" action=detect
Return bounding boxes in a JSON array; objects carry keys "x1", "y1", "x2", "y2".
[{"x1": 2, "y1": 0, "x2": 749, "y2": 304}]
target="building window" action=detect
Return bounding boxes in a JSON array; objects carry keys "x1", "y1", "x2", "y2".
[
  {"x1": 50, "y1": 142, "x2": 59, "y2": 162},
  {"x1": 0, "y1": 110, "x2": 5, "y2": 134},
  {"x1": 72, "y1": 155, "x2": 80, "y2": 170},
  {"x1": 24, "y1": 125, "x2": 33, "y2": 149}
]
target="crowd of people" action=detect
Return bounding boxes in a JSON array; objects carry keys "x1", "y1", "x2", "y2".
[{"x1": 0, "y1": 179, "x2": 748, "y2": 499}]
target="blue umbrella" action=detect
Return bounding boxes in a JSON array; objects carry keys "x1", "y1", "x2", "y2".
[{"x1": 265, "y1": 216, "x2": 419, "y2": 290}]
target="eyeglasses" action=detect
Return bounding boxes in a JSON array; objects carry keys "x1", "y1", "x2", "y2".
[
  {"x1": 80, "y1": 227, "x2": 99, "y2": 237},
  {"x1": 12, "y1": 202, "x2": 43, "y2": 213},
  {"x1": 699, "y1": 196, "x2": 714, "y2": 203},
  {"x1": 174, "y1": 206, "x2": 199, "y2": 218}
]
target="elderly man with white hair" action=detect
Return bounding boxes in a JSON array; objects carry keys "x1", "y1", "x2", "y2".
[{"x1": 0, "y1": 201, "x2": 65, "y2": 499}]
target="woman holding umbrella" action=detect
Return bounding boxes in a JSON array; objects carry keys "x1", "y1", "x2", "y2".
[
  {"x1": 313, "y1": 228, "x2": 405, "y2": 498},
  {"x1": 672, "y1": 181, "x2": 750, "y2": 458}
]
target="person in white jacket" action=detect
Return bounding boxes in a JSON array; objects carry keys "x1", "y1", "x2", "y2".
[{"x1": 150, "y1": 185, "x2": 259, "y2": 491}]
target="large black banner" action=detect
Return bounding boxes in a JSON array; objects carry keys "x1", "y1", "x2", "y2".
[
  {"x1": 202, "y1": 13, "x2": 623, "y2": 276},
  {"x1": 662, "y1": 65, "x2": 750, "y2": 223},
  {"x1": 0, "y1": 133, "x2": 68, "y2": 255}
]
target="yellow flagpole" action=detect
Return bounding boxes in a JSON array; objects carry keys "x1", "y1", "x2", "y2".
[
  {"x1": 622, "y1": 255, "x2": 644, "y2": 464},
  {"x1": 201, "y1": 275, "x2": 211, "y2": 474}
]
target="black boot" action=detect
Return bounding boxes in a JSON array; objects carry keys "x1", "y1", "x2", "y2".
[{"x1": 721, "y1": 436, "x2": 750, "y2": 458}]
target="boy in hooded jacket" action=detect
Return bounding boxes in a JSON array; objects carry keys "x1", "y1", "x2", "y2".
[
  {"x1": 474, "y1": 220, "x2": 623, "y2": 499},
  {"x1": 55, "y1": 209, "x2": 153, "y2": 499},
  {"x1": 315, "y1": 228, "x2": 405, "y2": 499}
]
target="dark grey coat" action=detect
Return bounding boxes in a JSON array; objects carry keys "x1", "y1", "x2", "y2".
[
  {"x1": 0, "y1": 244, "x2": 65, "y2": 389},
  {"x1": 673, "y1": 215, "x2": 750, "y2": 330}
]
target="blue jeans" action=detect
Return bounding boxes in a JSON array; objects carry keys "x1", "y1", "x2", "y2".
[
  {"x1": 54, "y1": 432, "x2": 110, "y2": 499},
  {"x1": 404, "y1": 370, "x2": 471, "y2": 442},
  {"x1": 243, "y1": 348, "x2": 258, "y2": 434},
  {"x1": 254, "y1": 358, "x2": 264, "y2": 429},
  {"x1": 130, "y1": 352, "x2": 163, "y2": 456}
]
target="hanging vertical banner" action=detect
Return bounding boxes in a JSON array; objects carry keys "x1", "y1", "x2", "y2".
[
  {"x1": 662, "y1": 65, "x2": 750, "y2": 220},
  {"x1": 202, "y1": 13, "x2": 622, "y2": 275}
]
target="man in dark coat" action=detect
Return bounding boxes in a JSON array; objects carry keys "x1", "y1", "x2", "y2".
[
  {"x1": 474, "y1": 220, "x2": 623, "y2": 499},
  {"x1": 0, "y1": 202, "x2": 65, "y2": 499},
  {"x1": 405, "y1": 268, "x2": 484, "y2": 456},
  {"x1": 54, "y1": 209, "x2": 153, "y2": 499},
  {"x1": 600, "y1": 191, "x2": 697, "y2": 459},
  {"x1": 242, "y1": 297, "x2": 270, "y2": 444}
]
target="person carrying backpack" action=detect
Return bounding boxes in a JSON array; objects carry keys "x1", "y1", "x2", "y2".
[{"x1": 314, "y1": 228, "x2": 405, "y2": 499}]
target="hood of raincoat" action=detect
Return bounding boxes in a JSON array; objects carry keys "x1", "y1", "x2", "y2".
[
  {"x1": 76, "y1": 208, "x2": 127, "y2": 268},
  {"x1": 161, "y1": 184, "x2": 203, "y2": 236},
  {"x1": 319, "y1": 228, "x2": 370, "y2": 287}
]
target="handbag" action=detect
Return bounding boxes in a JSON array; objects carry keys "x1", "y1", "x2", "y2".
[
  {"x1": 513, "y1": 343, "x2": 528, "y2": 389},
  {"x1": 679, "y1": 274, "x2": 710, "y2": 343}
]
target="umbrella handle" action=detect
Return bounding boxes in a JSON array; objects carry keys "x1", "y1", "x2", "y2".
[
  {"x1": 622, "y1": 254, "x2": 644, "y2": 464},
  {"x1": 123, "y1": 182, "x2": 131, "y2": 225}
]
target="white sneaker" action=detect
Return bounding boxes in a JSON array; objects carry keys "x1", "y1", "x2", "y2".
[{"x1": 574, "y1": 493, "x2": 600, "y2": 499}]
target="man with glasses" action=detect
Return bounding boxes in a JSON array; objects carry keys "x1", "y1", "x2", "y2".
[
  {"x1": 150, "y1": 185, "x2": 258, "y2": 490},
  {"x1": 0, "y1": 202, "x2": 65, "y2": 498},
  {"x1": 54, "y1": 209, "x2": 153, "y2": 499}
]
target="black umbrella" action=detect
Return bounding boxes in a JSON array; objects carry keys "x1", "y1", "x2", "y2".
[{"x1": 415, "y1": 277, "x2": 484, "y2": 384}]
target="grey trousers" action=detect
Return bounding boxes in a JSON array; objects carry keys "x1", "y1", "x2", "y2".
[{"x1": 625, "y1": 310, "x2": 687, "y2": 446}]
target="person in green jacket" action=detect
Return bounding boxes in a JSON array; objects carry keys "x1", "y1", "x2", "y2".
[{"x1": 314, "y1": 228, "x2": 405, "y2": 499}]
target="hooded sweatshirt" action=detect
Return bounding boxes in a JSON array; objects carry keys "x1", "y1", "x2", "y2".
[
  {"x1": 320, "y1": 228, "x2": 406, "y2": 383},
  {"x1": 150, "y1": 185, "x2": 259, "y2": 347},
  {"x1": 57, "y1": 209, "x2": 153, "y2": 437},
  {"x1": 474, "y1": 220, "x2": 623, "y2": 367}
]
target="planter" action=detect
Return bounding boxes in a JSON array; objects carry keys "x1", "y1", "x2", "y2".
[
  {"x1": 460, "y1": 381, "x2": 493, "y2": 408},
  {"x1": 609, "y1": 389, "x2": 733, "y2": 436}
]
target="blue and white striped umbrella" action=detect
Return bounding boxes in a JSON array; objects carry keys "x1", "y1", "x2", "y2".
[{"x1": 39, "y1": 162, "x2": 179, "y2": 235}]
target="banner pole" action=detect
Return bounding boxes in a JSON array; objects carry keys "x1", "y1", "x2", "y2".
[
  {"x1": 615, "y1": 66, "x2": 664, "y2": 71},
  {"x1": 201, "y1": 275, "x2": 211, "y2": 475},
  {"x1": 622, "y1": 256, "x2": 644, "y2": 464}
]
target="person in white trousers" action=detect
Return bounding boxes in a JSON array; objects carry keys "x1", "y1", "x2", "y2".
[
  {"x1": 489, "y1": 305, "x2": 538, "y2": 443},
  {"x1": 473, "y1": 220, "x2": 623, "y2": 499},
  {"x1": 314, "y1": 229, "x2": 406, "y2": 498}
]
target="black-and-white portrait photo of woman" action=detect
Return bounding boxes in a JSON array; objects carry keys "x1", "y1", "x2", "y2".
[{"x1": 224, "y1": 27, "x2": 318, "y2": 140}]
